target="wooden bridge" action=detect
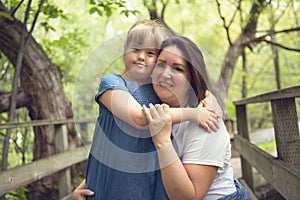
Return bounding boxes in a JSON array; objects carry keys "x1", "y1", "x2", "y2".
[
  {"x1": 233, "y1": 85, "x2": 300, "y2": 199},
  {"x1": 0, "y1": 85, "x2": 299, "y2": 199}
]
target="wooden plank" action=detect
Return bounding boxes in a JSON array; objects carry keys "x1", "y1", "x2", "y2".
[
  {"x1": 234, "y1": 135, "x2": 300, "y2": 200},
  {"x1": 271, "y1": 98, "x2": 300, "y2": 169},
  {"x1": 0, "y1": 118, "x2": 95, "y2": 130},
  {"x1": 55, "y1": 124, "x2": 71, "y2": 198},
  {"x1": 0, "y1": 145, "x2": 91, "y2": 196},
  {"x1": 234, "y1": 85, "x2": 300, "y2": 105},
  {"x1": 235, "y1": 105, "x2": 254, "y2": 189},
  {"x1": 239, "y1": 178, "x2": 258, "y2": 200}
]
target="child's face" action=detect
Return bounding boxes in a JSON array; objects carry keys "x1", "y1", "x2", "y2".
[{"x1": 123, "y1": 40, "x2": 158, "y2": 84}]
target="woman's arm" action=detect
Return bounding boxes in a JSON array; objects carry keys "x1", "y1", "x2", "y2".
[
  {"x1": 99, "y1": 89, "x2": 219, "y2": 131},
  {"x1": 144, "y1": 104, "x2": 218, "y2": 199}
]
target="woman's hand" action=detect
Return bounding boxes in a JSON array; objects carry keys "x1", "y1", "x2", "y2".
[
  {"x1": 143, "y1": 103, "x2": 172, "y2": 149},
  {"x1": 72, "y1": 179, "x2": 94, "y2": 200}
]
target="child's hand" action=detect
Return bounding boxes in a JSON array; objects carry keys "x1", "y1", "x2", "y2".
[
  {"x1": 201, "y1": 90, "x2": 223, "y2": 118},
  {"x1": 72, "y1": 179, "x2": 94, "y2": 200},
  {"x1": 196, "y1": 102, "x2": 220, "y2": 132},
  {"x1": 143, "y1": 103, "x2": 172, "y2": 149}
]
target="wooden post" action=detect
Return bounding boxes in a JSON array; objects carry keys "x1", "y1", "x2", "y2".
[
  {"x1": 54, "y1": 124, "x2": 71, "y2": 198},
  {"x1": 271, "y1": 98, "x2": 300, "y2": 169},
  {"x1": 235, "y1": 104, "x2": 254, "y2": 190},
  {"x1": 79, "y1": 122, "x2": 89, "y2": 144}
]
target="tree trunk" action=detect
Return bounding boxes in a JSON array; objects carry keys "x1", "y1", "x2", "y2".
[
  {"x1": 0, "y1": 2, "x2": 78, "y2": 199},
  {"x1": 216, "y1": 0, "x2": 267, "y2": 113},
  {"x1": 270, "y1": 9, "x2": 281, "y2": 90}
]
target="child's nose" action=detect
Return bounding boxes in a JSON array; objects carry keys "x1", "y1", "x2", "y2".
[{"x1": 137, "y1": 51, "x2": 145, "y2": 61}]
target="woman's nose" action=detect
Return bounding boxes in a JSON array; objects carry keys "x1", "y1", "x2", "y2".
[{"x1": 161, "y1": 67, "x2": 172, "y2": 78}]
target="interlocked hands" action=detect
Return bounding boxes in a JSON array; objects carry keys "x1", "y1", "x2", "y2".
[{"x1": 143, "y1": 103, "x2": 172, "y2": 149}]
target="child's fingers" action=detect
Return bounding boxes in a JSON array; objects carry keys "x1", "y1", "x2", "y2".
[
  {"x1": 155, "y1": 104, "x2": 165, "y2": 115},
  {"x1": 162, "y1": 104, "x2": 170, "y2": 115},
  {"x1": 199, "y1": 121, "x2": 210, "y2": 132},
  {"x1": 79, "y1": 189, "x2": 94, "y2": 196},
  {"x1": 149, "y1": 103, "x2": 160, "y2": 118},
  {"x1": 207, "y1": 116, "x2": 220, "y2": 132}
]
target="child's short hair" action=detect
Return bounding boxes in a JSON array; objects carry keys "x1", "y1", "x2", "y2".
[{"x1": 124, "y1": 20, "x2": 170, "y2": 52}]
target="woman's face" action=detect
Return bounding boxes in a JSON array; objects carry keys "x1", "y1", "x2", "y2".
[{"x1": 152, "y1": 45, "x2": 191, "y2": 107}]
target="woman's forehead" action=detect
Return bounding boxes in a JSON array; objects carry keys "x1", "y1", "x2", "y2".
[{"x1": 158, "y1": 46, "x2": 186, "y2": 62}]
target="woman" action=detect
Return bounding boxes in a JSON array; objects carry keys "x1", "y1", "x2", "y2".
[{"x1": 144, "y1": 36, "x2": 251, "y2": 199}]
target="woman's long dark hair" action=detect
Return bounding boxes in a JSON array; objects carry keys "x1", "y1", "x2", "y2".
[{"x1": 158, "y1": 36, "x2": 211, "y2": 107}]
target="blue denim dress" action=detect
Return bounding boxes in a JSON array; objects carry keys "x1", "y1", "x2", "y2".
[{"x1": 85, "y1": 74, "x2": 168, "y2": 200}]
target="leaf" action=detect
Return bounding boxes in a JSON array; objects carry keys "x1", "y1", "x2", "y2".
[
  {"x1": 89, "y1": 7, "x2": 103, "y2": 16},
  {"x1": 0, "y1": 11, "x2": 14, "y2": 21}
]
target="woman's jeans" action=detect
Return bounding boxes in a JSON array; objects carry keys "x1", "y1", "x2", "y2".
[{"x1": 218, "y1": 177, "x2": 252, "y2": 200}]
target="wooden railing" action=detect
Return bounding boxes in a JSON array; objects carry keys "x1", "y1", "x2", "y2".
[
  {"x1": 234, "y1": 85, "x2": 300, "y2": 200},
  {"x1": 1, "y1": 86, "x2": 299, "y2": 199},
  {"x1": 0, "y1": 118, "x2": 95, "y2": 199}
]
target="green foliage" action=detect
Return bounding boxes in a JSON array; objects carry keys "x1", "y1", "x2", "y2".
[
  {"x1": 226, "y1": 102, "x2": 236, "y2": 119},
  {"x1": 0, "y1": 109, "x2": 34, "y2": 170},
  {"x1": 0, "y1": 53, "x2": 14, "y2": 92},
  {"x1": 257, "y1": 140, "x2": 276, "y2": 152},
  {"x1": 41, "y1": 28, "x2": 88, "y2": 84},
  {"x1": 0, "y1": 11, "x2": 14, "y2": 21},
  {"x1": 89, "y1": 0, "x2": 139, "y2": 17},
  {"x1": 38, "y1": 2, "x2": 68, "y2": 32},
  {"x1": 41, "y1": 3, "x2": 67, "y2": 19},
  {"x1": 5, "y1": 186, "x2": 28, "y2": 200},
  {"x1": 2, "y1": 0, "x2": 20, "y2": 7},
  {"x1": 121, "y1": 9, "x2": 140, "y2": 17}
]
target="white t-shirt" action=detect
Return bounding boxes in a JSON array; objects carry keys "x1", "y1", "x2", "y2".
[{"x1": 171, "y1": 120, "x2": 236, "y2": 199}]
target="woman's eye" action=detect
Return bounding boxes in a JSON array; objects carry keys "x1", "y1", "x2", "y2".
[
  {"x1": 174, "y1": 67, "x2": 184, "y2": 72},
  {"x1": 156, "y1": 63, "x2": 165, "y2": 68}
]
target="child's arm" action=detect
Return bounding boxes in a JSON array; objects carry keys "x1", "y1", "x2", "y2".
[{"x1": 99, "y1": 89, "x2": 219, "y2": 131}]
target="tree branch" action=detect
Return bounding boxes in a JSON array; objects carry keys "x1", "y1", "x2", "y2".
[
  {"x1": 25, "y1": 0, "x2": 45, "y2": 47},
  {"x1": 215, "y1": 0, "x2": 232, "y2": 45},
  {"x1": 11, "y1": 0, "x2": 25, "y2": 16},
  {"x1": 256, "y1": 27, "x2": 300, "y2": 41},
  {"x1": 248, "y1": 26, "x2": 300, "y2": 46},
  {"x1": 262, "y1": 39, "x2": 300, "y2": 52},
  {"x1": 0, "y1": 89, "x2": 29, "y2": 113},
  {"x1": 160, "y1": 0, "x2": 169, "y2": 22}
]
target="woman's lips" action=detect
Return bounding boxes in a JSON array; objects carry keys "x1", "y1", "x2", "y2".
[{"x1": 159, "y1": 81, "x2": 173, "y2": 88}]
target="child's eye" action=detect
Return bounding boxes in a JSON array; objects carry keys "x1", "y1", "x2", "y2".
[
  {"x1": 132, "y1": 47, "x2": 140, "y2": 52},
  {"x1": 147, "y1": 51, "x2": 156, "y2": 56}
]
